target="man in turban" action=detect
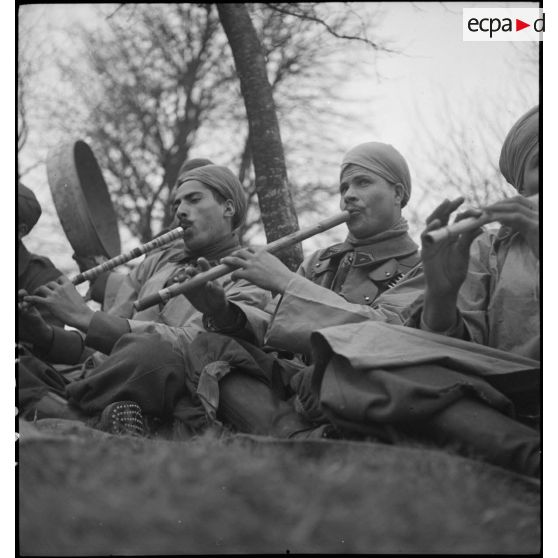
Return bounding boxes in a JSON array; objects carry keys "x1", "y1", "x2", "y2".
[
  {"x1": 18, "y1": 183, "x2": 63, "y2": 299},
  {"x1": 418, "y1": 105, "x2": 539, "y2": 360},
  {"x1": 20, "y1": 164, "x2": 271, "y2": 430},
  {"x1": 87, "y1": 157, "x2": 216, "y2": 309},
  {"x1": 217, "y1": 141, "x2": 422, "y2": 353}
]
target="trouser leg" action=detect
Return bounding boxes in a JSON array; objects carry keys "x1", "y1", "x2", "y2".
[
  {"x1": 182, "y1": 332, "x2": 320, "y2": 437},
  {"x1": 66, "y1": 333, "x2": 185, "y2": 418},
  {"x1": 17, "y1": 345, "x2": 74, "y2": 419},
  {"x1": 406, "y1": 397, "x2": 540, "y2": 477},
  {"x1": 217, "y1": 372, "x2": 318, "y2": 437}
]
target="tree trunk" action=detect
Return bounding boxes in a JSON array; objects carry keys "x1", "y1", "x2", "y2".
[{"x1": 216, "y1": 3, "x2": 303, "y2": 270}]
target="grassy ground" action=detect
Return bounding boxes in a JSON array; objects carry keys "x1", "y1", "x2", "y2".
[{"x1": 18, "y1": 419, "x2": 540, "y2": 555}]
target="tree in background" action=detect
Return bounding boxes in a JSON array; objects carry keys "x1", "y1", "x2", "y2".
[
  {"x1": 217, "y1": 3, "x2": 303, "y2": 269},
  {"x1": 218, "y1": 2, "x2": 393, "y2": 268},
  {"x1": 19, "y1": 3, "x2": 392, "y2": 259},
  {"x1": 35, "y1": 4, "x2": 240, "y2": 242}
]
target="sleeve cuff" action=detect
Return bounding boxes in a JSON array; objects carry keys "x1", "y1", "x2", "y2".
[
  {"x1": 34, "y1": 327, "x2": 84, "y2": 365},
  {"x1": 85, "y1": 311, "x2": 131, "y2": 355},
  {"x1": 419, "y1": 311, "x2": 466, "y2": 338},
  {"x1": 203, "y1": 302, "x2": 247, "y2": 334}
]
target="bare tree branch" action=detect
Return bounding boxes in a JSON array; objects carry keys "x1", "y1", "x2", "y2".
[{"x1": 265, "y1": 2, "x2": 396, "y2": 52}]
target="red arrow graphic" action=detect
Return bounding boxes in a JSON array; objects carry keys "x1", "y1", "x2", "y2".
[{"x1": 516, "y1": 19, "x2": 530, "y2": 31}]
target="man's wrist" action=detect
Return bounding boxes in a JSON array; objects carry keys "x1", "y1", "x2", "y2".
[
  {"x1": 273, "y1": 271, "x2": 296, "y2": 295},
  {"x1": 70, "y1": 307, "x2": 96, "y2": 333},
  {"x1": 422, "y1": 289, "x2": 459, "y2": 333},
  {"x1": 33, "y1": 323, "x2": 55, "y2": 354}
]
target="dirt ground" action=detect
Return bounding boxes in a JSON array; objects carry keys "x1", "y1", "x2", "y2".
[{"x1": 18, "y1": 418, "x2": 540, "y2": 555}]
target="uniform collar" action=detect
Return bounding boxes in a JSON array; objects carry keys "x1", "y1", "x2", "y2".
[{"x1": 319, "y1": 231, "x2": 418, "y2": 267}]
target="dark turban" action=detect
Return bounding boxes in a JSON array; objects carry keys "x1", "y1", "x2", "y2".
[
  {"x1": 177, "y1": 165, "x2": 247, "y2": 230},
  {"x1": 18, "y1": 182, "x2": 42, "y2": 233},
  {"x1": 340, "y1": 142, "x2": 412, "y2": 207},
  {"x1": 177, "y1": 158, "x2": 214, "y2": 180},
  {"x1": 499, "y1": 105, "x2": 539, "y2": 193}
]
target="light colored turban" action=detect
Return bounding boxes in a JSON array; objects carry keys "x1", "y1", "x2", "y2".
[
  {"x1": 340, "y1": 142, "x2": 412, "y2": 207},
  {"x1": 177, "y1": 157, "x2": 214, "y2": 179},
  {"x1": 499, "y1": 106, "x2": 539, "y2": 193},
  {"x1": 177, "y1": 164, "x2": 247, "y2": 230}
]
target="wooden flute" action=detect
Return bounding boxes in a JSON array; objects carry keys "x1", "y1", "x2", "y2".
[
  {"x1": 423, "y1": 194, "x2": 538, "y2": 245},
  {"x1": 133, "y1": 211, "x2": 350, "y2": 311},
  {"x1": 72, "y1": 226, "x2": 184, "y2": 285}
]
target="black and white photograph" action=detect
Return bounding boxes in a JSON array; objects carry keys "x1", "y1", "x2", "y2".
[{"x1": 15, "y1": 2, "x2": 548, "y2": 555}]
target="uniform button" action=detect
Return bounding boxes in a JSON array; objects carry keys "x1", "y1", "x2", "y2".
[
  {"x1": 364, "y1": 296, "x2": 370, "y2": 301},
  {"x1": 385, "y1": 271, "x2": 391, "y2": 276}
]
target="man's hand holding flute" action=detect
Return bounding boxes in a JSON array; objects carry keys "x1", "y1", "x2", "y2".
[
  {"x1": 222, "y1": 247, "x2": 297, "y2": 295},
  {"x1": 420, "y1": 194, "x2": 539, "y2": 334},
  {"x1": 178, "y1": 257, "x2": 240, "y2": 330},
  {"x1": 23, "y1": 276, "x2": 96, "y2": 333}
]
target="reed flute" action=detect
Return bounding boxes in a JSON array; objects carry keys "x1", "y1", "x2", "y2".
[
  {"x1": 134, "y1": 211, "x2": 350, "y2": 311},
  {"x1": 423, "y1": 194, "x2": 538, "y2": 245},
  {"x1": 72, "y1": 226, "x2": 184, "y2": 285}
]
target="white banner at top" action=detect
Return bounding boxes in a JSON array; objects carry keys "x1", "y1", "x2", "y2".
[{"x1": 463, "y1": 8, "x2": 545, "y2": 41}]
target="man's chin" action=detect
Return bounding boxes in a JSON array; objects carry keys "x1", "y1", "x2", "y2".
[
  {"x1": 183, "y1": 232, "x2": 202, "y2": 250},
  {"x1": 347, "y1": 224, "x2": 381, "y2": 239}
]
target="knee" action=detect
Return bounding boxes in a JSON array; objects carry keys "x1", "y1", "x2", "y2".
[
  {"x1": 112, "y1": 333, "x2": 179, "y2": 368},
  {"x1": 185, "y1": 332, "x2": 248, "y2": 371},
  {"x1": 188, "y1": 332, "x2": 233, "y2": 355}
]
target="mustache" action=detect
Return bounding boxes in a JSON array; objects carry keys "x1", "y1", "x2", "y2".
[{"x1": 344, "y1": 205, "x2": 364, "y2": 213}]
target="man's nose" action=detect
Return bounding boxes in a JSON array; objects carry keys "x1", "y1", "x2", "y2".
[
  {"x1": 176, "y1": 201, "x2": 190, "y2": 219},
  {"x1": 341, "y1": 185, "x2": 358, "y2": 206}
]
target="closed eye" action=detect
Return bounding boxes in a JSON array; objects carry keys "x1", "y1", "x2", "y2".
[{"x1": 354, "y1": 176, "x2": 372, "y2": 186}]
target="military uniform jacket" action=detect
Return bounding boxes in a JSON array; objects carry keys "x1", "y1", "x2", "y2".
[
  {"x1": 85, "y1": 244, "x2": 272, "y2": 356},
  {"x1": 264, "y1": 232, "x2": 424, "y2": 355},
  {"x1": 453, "y1": 228, "x2": 539, "y2": 360}
]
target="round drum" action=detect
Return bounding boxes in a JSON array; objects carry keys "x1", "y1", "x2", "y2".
[{"x1": 47, "y1": 140, "x2": 121, "y2": 259}]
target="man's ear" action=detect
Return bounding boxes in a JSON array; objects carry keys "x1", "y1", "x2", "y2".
[
  {"x1": 393, "y1": 183, "x2": 404, "y2": 206},
  {"x1": 223, "y1": 200, "x2": 236, "y2": 219}
]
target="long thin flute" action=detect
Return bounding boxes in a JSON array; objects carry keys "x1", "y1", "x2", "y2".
[
  {"x1": 71, "y1": 226, "x2": 184, "y2": 285},
  {"x1": 422, "y1": 213, "x2": 492, "y2": 244},
  {"x1": 134, "y1": 211, "x2": 350, "y2": 311},
  {"x1": 423, "y1": 194, "x2": 538, "y2": 245}
]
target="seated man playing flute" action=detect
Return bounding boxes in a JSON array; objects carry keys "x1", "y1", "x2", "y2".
[
  {"x1": 18, "y1": 163, "x2": 271, "y2": 428},
  {"x1": 417, "y1": 105, "x2": 539, "y2": 361}
]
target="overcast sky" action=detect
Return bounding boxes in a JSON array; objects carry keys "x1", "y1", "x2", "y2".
[{"x1": 17, "y1": 1, "x2": 541, "y2": 273}]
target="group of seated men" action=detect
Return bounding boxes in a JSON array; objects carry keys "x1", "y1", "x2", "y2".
[{"x1": 18, "y1": 106, "x2": 540, "y2": 478}]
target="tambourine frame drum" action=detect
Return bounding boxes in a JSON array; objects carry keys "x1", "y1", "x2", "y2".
[{"x1": 47, "y1": 140, "x2": 121, "y2": 259}]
